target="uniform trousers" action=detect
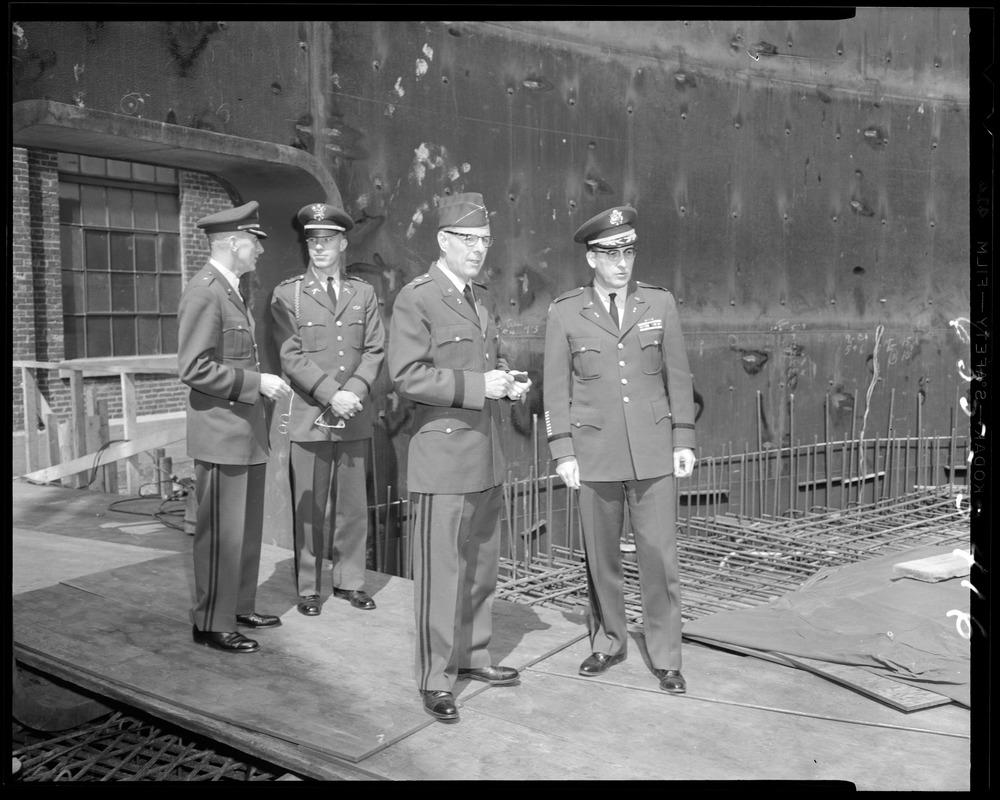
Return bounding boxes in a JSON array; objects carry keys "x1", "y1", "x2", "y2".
[
  {"x1": 190, "y1": 461, "x2": 266, "y2": 632},
  {"x1": 578, "y1": 474, "x2": 683, "y2": 670},
  {"x1": 410, "y1": 487, "x2": 503, "y2": 692},
  {"x1": 289, "y1": 439, "x2": 369, "y2": 597}
]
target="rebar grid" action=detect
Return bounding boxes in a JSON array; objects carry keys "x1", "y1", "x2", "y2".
[
  {"x1": 11, "y1": 712, "x2": 280, "y2": 782},
  {"x1": 495, "y1": 485, "x2": 969, "y2": 625}
]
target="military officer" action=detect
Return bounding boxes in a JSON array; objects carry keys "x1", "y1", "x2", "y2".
[
  {"x1": 270, "y1": 203, "x2": 386, "y2": 616},
  {"x1": 543, "y1": 205, "x2": 697, "y2": 693},
  {"x1": 388, "y1": 192, "x2": 531, "y2": 723},
  {"x1": 177, "y1": 201, "x2": 292, "y2": 653}
]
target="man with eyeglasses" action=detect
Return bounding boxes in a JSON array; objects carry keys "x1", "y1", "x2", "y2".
[
  {"x1": 388, "y1": 192, "x2": 531, "y2": 723},
  {"x1": 270, "y1": 203, "x2": 385, "y2": 617},
  {"x1": 543, "y1": 205, "x2": 697, "y2": 694},
  {"x1": 178, "y1": 201, "x2": 292, "y2": 653}
]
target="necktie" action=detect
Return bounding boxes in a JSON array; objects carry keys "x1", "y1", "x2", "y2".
[
  {"x1": 608, "y1": 292, "x2": 620, "y2": 328},
  {"x1": 327, "y1": 276, "x2": 338, "y2": 305},
  {"x1": 463, "y1": 283, "x2": 476, "y2": 309}
]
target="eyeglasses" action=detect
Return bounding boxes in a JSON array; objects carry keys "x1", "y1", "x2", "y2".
[
  {"x1": 314, "y1": 407, "x2": 346, "y2": 429},
  {"x1": 592, "y1": 247, "x2": 638, "y2": 261},
  {"x1": 444, "y1": 230, "x2": 494, "y2": 248}
]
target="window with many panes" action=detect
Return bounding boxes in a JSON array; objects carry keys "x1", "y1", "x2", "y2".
[{"x1": 58, "y1": 153, "x2": 182, "y2": 359}]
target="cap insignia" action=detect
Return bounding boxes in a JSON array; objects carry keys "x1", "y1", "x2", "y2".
[
  {"x1": 609, "y1": 209, "x2": 624, "y2": 226},
  {"x1": 311, "y1": 204, "x2": 327, "y2": 220}
]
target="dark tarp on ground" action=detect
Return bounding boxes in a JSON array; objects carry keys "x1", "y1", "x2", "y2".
[{"x1": 683, "y1": 543, "x2": 971, "y2": 707}]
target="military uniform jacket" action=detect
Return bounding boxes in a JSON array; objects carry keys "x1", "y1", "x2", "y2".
[
  {"x1": 177, "y1": 263, "x2": 269, "y2": 465},
  {"x1": 544, "y1": 280, "x2": 696, "y2": 482},
  {"x1": 270, "y1": 269, "x2": 385, "y2": 442},
  {"x1": 388, "y1": 263, "x2": 509, "y2": 494}
]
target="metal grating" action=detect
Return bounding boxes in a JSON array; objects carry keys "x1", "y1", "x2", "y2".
[
  {"x1": 11, "y1": 710, "x2": 282, "y2": 782},
  {"x1": 496, "y1": 486, "x2": 970, "y2": 625}
]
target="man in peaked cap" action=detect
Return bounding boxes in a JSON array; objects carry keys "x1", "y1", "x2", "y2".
[
  {"x1": 543, "y1": 205, "x2": 697, "y2": 694},
  {"x1": 270, "y1": 202, "x2": 385, "y2": 617},
  {"x1": 177, "y1": 201, "x2": 291, "y2": 653},
  {"x1": 388, "y1": 192, "x2": 531, "y2": 723}
]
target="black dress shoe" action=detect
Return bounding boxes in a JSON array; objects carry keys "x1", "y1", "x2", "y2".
[
  {"x1": 579, "y1": 651, "x2": 626, "y2": 676},
  {"x1": 420, "y1": 690, "x2": 459, "y2": 722},
  {"x1": 297, "y1": 595, "x2": 322, "y2": 616},
  {"x1": 457, "y1": 665, "x2": 520, "y2": 685},
  {"x1": 236, "y1": 612, "x2": 282, "y2": 629},
  {"x1": 333, "y1": 588, "x2": 376, "y2": 610},
  {"x1": 655, "y1": 669, "x2": 687, "y2": 694},
  {"x1": 192, "y1": 626, "x2": 259, "y2": 653}
]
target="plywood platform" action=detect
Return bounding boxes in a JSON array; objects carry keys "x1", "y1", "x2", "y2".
[{"x1": 12, "y1": 482, "x2": 972, "y2": 787}]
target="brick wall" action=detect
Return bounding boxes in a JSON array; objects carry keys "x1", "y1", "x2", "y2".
[
  {"x1": 12, "y1": 147, "x2": 62, "y2": 432},
  {"x1": 11, "y1": 154, "x2": 234, "y2": 436},
  {"x1": 180, "y1": 170, "x2": 237, "y2": 279}
]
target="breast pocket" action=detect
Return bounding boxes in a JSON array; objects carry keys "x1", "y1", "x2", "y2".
[
  {"x1": 638, "y1": 328, "x2": 663, "y2": 375},
  {"x1": 433, "y1": 323, "x2": 478, "y2": 369},
  {"x1": 300, "y1": 320, "x2": 328, "y2": 353},
  {"x1": 222, "y1": 324, "x2": 254, "y2": 359},
  {"x1": 346, "y1": 317, "x2": 366, "y2": 348},
  {"x1": 570, "y1": 337, "x2": 602, "y2": 380}
]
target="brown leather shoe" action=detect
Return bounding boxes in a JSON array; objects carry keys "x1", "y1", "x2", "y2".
[
  {"x1": 297, "y1": 595, "x2": 322, "y2": 616},
  {"x1": 655, "y1": 669, "x2": 687, "y2": 694},
  {"x1": 192, "y1": 626, "x2": 259, "y2": 653},
  {"x1": 457, "y1": 665, "x2": 520, "y2": 685},
  {"x1": 579, "y1": 651, "x2": 626, "y2": 676},
  {"x1": 420, "y1": 690, "x2": 459, "y2": 722},
  {"x1": 333, "y1": 588, "x2": 376, "y2": 610},
  {"x1": 236, "y1": 612, "x2": 282, "y2": 629}
]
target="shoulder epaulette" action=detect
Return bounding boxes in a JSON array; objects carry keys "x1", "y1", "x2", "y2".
[
  {"x1": 408, "y1": 273, "x2": 433, "y2": 288},
  {"x1": 553, "y1": 287, "x2": 585, "y2": 303},
  {"x1": 472, "y1": 279, "x2": 489, "y2": 290},
  {"x1": 278, "y1": 274, "x2": 305, "y2": 286},
  {"x1": 637, "y1": 281, "x2": 668, "y2": 291}
]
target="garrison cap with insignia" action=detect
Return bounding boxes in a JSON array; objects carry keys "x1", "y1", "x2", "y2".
[
  {"x1": 437, "y1": 192, "x2": 489, "y2": 229},
  {"x1": 297, "y1": 202, "x2": 354, "y2": 235},
  {"x1": 197, "y1": 201, "x2": 268, "y2": 238},
  {"x1": 573, "y1": 205, "x2": 637, "y2": 248}
]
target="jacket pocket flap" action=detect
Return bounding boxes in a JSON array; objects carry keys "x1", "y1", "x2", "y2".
[
  {"x1": 651, "y1": 395, "x2": 672, "y2": 423},
  {"x1": 570, "y1": 405, "x2": 603, "y2": 429}
]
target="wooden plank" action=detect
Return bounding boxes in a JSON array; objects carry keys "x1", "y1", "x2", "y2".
[
  {"x1": 13, "y1": 569, "x2": 592, "y2": 775},
  {"x1": 84, "y1": 414, "x2": 105, "y2": 492},
  {"x1": 43, "y1": 414, "x2": 61, "y2": 474},
  {"x1": 892, "y1": 551, "x2": 971, "y2": 582},
  {"x1": 120, "y1": 372, "x2": 141, "y2": 494},
  {"x1": 58, "y1": 420, "x2": 75, "y2": 488},
  {"x1": 97, "y1": 399, "x2": 118, "y2": 494},
  {"x1": 20, "y1": 366, "x2": 41, "y2": 473},
  {"x1": 22, "y1": 428, "x2": 183, "y2": 484},
  {"x1": 775, "y1": 653, "x2": 952, "y2": 712},
  {"x1": 361, "y1": 668, "x2": 968, "y2": 788},
  {"x1": 14, "y1": 645, "x2": 381, "y2": 782}
]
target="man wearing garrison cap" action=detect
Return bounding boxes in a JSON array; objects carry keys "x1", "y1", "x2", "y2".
[
  {"x1": 177, "y1": 201, "x2": 291, "y2": 654},
  {"x1": 270, "y1": 203, "x2": 385, "y2": 617},
  {"x1": 543, "y1": 205, "x2": 697, "y2": 694},
  {"x1": 388, "y1": 192, "x2": 531, "y2": 723}
]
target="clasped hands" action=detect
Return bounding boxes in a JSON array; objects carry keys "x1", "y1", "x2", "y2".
[
  {"x1": 484, "y1": 369, "x2": 532, "y2": 401},
  {"x1": 328, "y1": 390, "x2": 363, "y2": 419}
]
